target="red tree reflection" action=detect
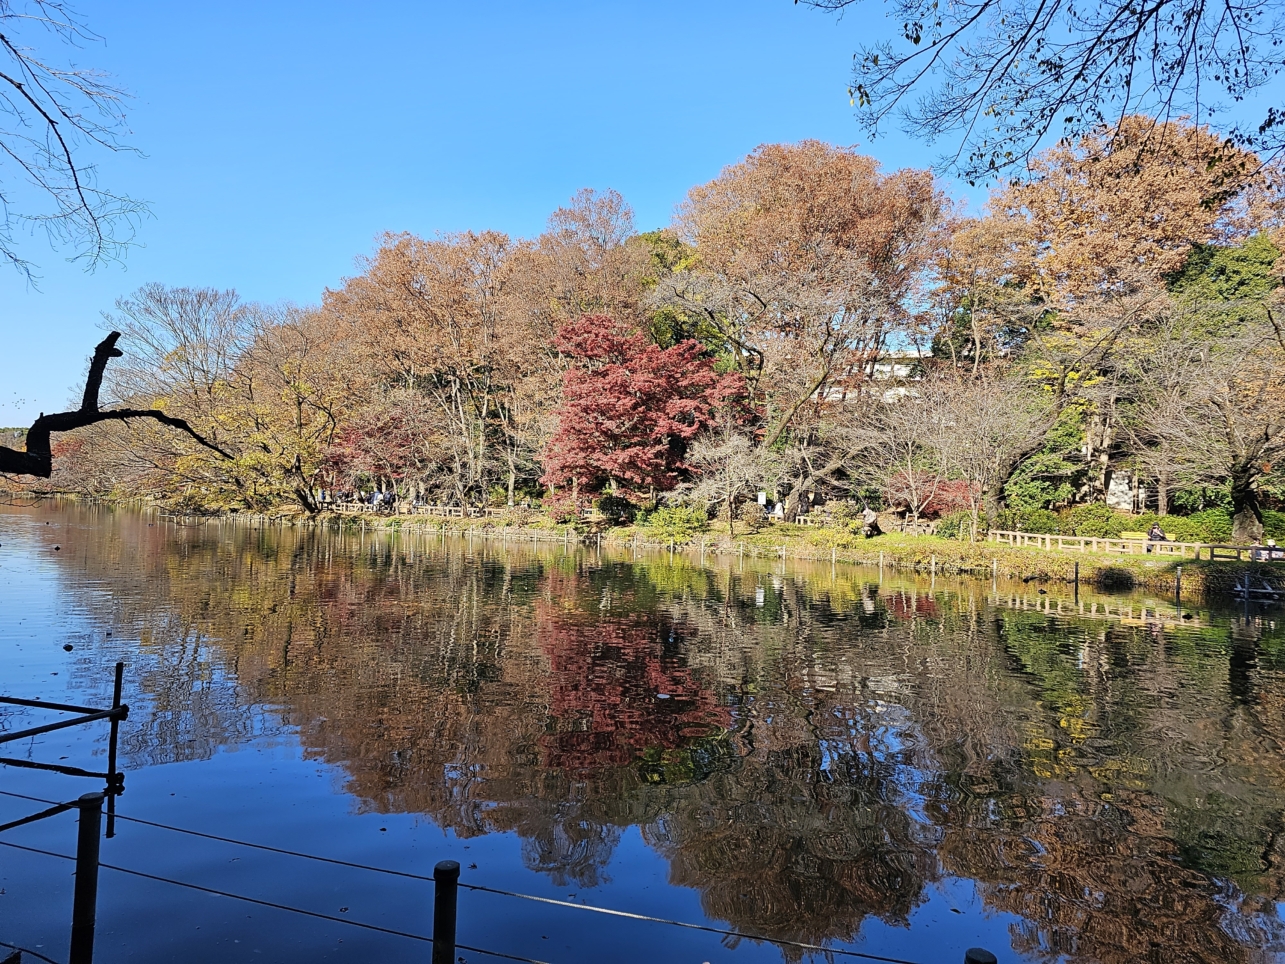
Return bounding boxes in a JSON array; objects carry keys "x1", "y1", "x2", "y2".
[{"x1": 536, "y1": 572, "x2": 730, "y2": 771}]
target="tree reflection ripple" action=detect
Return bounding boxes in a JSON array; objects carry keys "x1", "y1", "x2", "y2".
[{"x1": 13, "y1": 505, "x2": 1285, "y2": 964}]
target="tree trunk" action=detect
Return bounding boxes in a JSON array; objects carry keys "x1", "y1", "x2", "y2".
[
  {"x1": 293, "y1": 486, "x2": 319, "y2": 514},
  {"x1": 1231, "y1": 464, "x2": 1264, "y2": 543},
  {"x1": 982, "y1": 477, "x2": 1004, "y2": 529}
]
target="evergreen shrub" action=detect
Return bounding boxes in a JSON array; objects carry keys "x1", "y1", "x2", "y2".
[{"x1": 641, "y1": 505, "x2": 709, "y2": 541}]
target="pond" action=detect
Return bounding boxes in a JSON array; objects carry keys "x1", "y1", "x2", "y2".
[{"x1": 1, "y1": 502, "x2": 1284, "y2": 964}]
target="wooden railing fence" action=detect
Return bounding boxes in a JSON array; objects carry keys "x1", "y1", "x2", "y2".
[{"x1": 987, "y1": 529, "x2": 1276, "y2": 562}]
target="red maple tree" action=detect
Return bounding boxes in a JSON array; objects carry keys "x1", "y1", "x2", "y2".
[{"x1": 541, "y1": 315, "x2": 747, "y2": 499}]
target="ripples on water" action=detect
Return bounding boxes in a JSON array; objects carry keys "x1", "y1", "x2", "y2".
[{"x1": 2, "y1": 503, "x2": 1284, "y2": 964}]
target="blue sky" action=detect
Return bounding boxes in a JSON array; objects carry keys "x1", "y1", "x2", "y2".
[{"x1": 0, "y1": 0, "x2": 975, "y2": 425}]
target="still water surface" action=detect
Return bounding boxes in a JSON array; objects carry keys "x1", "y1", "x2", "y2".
[{"x1": 1, "y1": 503, "x2": 1284, "y2": 964}]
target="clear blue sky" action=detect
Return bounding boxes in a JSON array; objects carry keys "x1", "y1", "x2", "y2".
[{"x1": 0, "y1": 0, "x2": 975, "y2": 426}]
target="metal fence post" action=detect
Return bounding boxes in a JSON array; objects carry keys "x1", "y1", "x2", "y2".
[
  {"x1": 432, "y1": 860, "x2": 460, "y2": 964},
  {"x1": 964, "y1": 949, "x2": 997, "y2": 964},
  {"x1": 106, "y1": 662, "x2": 127, "y2": 838},
  {"x1": 69, "y1": 792, "x2": 105, "y2": 964}
]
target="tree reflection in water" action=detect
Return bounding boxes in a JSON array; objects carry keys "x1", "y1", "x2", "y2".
[{"x1": 17, "y1": 504, "x2": 1285, "y2": 964}]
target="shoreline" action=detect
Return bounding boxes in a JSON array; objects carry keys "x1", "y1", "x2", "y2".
[{"x1": 131, "y1": 506, "x2": 1285, "y2": 596}]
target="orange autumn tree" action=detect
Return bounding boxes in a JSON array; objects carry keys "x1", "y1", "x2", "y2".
[
  {"x1": 652, "y1": 141, "x2": 945, "y2": 519},
  {"x1": 993, "y1": 116, "x2": 1280, "y2": 308}
]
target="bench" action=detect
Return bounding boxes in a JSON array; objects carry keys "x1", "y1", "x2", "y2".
[{"x1": 1119, "y1": 531, "x2": 1147, "y2": 540}]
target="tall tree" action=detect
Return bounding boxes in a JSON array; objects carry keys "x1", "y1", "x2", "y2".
[
  {"x1": 1129, "y1": 310, "x2": 1285, "y2": 541},
  {"x1": 87, "y1": 286, "x2": 358, "y2": 512},
  {"x1": 652, "y1": 141, "x2": 944, "y2": 518},
  {"x1": 993, "y1": 118, "x2": 1281, "y2": 308},
  {"x1": 324, "y1": 230, "x2": 532, "y2": 504}
]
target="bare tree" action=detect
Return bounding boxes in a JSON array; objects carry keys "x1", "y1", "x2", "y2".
[
  {"x1": 802, "y1": 0, "x2": 1285, "y2": 182},
  {"x1": 925, "y1": 376, "x2": 1054, "y2": 538},
  {"x1": 1130, "y1": 312, "x2": 1285, "y2": 541},
  {"x1": 0, "y1": 1, "x2": 144, "y2": 276},
  {"x1": 680, "y1": 430, "x2": 778, "y2": 536},
  {"x1": 862, "y1": 394, "x2": 947, "y2": 527}
]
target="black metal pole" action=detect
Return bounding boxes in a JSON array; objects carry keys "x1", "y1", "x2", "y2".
[
  {"x1": 964, "y1": 949, "x2": 997, "y2": 964},
  {"x1": 106, "y1": 662, "x2": 124, "y2": 837},
  {"x1": 432, "y1": 860, "x2": 460, "y2": 964},
  {"x1": 69, "y1": 792, "x2": 105, "y2": 964}
]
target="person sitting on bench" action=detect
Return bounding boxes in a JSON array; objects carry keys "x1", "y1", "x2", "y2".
[{"x1": 1145, "y1": 522, "x2": 1167, "y2": 552}]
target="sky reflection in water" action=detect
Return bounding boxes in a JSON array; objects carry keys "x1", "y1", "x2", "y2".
[{"x1": 2, "y1": 503, "x2": 1284, "y2": 964}]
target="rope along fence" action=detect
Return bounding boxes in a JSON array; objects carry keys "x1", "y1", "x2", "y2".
[{"x1": 0, "y1": 789, "x2": 997, "y2": 964}]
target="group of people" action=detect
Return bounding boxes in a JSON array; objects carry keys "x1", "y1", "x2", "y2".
[{"x1": 1251, "y1": 539, "x2": 1284, "y2": 561}]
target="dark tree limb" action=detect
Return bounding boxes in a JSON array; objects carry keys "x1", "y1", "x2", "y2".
[{"x1": 0, "y1": 331, "x2": 232, "y2": 478}]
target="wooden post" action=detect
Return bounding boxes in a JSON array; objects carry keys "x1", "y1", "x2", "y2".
[
  {"x1": 432, "y1": 860, "x2": 460, "y2": 964},
  {"x1": 69, "y1": 793, "x2": 104, "y2": 964}
]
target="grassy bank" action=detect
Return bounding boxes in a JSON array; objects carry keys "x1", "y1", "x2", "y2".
[{"x1": 301, "y1": 511, "x2": 1282, "y2": 596}]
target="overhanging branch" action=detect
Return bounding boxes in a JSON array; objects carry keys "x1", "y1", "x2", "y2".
[{"x1": 0, "y1": 331, "x2": 233, "y2": 478}]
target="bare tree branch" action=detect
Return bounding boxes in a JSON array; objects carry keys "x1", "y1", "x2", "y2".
[
  {"x1": 0, "y1": 1, "x2": 145, "y2": 278},
  {"x1": 801, "y1": 0, "x2": 1284, "y2": 182},
  {"x1": 0, "y1": 331, "x2": 232, "y2": 478}
]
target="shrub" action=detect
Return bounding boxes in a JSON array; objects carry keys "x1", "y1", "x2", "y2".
[
  {"x1": 596, "y1": 493, "x2": 636, "y2": 524},
  {"x1": 641, "y1": 505, "x2": 709, "y2": 542},
  {"x1": 826, "y1": 501, "x2": 864, "y2": 534},
  {"x1": 1058, "y1": 503, "x2": 1235, "y2": 542},
  {"x1": 922, "y1": 480, "x2": 975, "y2": 516},
  {"x1": 1062, "y1": 503, "x2": 1127, "y2": 537},
  {"x1": 544, "y1": 493, "x2": 587, "y2": 525},
  {"x1": 737, "y1": 501, "x2": 768, "y2": 531},
  {"x1": 1185, "y1": 508, "x2": 1234, "y2": 542},
  {"x1": 995, "y1": 507, "x2": 1059, "y2": 534},
  {"x1": 1264, "y1": 510, "x2": 1285, "y2": 540},
  {"x1": 934, "y1": 510, "x2": 974, "y2": 540},
  {"x1": 1141, "y1": 509, "x2": 1229, "y2": 543}
]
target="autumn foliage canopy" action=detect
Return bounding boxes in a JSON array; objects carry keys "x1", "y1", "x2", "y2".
[{"x1": 541, "y1": 315, "x2": 748, "y2": 499}]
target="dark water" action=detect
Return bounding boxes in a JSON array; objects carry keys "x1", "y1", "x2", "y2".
[{"x1": 2, "y1": 503, "x2": 1284, "y2": 964}]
